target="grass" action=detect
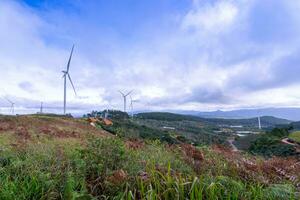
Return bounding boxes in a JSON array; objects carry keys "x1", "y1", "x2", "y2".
[
  {"x1": 0, "y1": 136, "x2": 298, "y2": 199},
  {"x1": 0, "y1": 115, "x2": 299, "y2": 199},
  {"x1": 289, "y1": 131, "x2": 300, "y2": 143}
]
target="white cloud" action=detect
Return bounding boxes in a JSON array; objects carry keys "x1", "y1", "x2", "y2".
[
  {"x1": 0, "y1": 0, "x2": 300, "y2": 115},
  {"x1": 182, "y1": 1, "x2": 238, "y2": 34}
]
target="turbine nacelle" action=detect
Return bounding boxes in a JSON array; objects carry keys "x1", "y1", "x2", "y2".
[{"x1": 119, "y1": 90, "x2": 133, "y2": 113}]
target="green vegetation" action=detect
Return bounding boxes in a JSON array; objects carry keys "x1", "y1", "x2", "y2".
[
  {"x1": 136, "y1": 112, "x2": 291, "y2": 127},
  {"x1": 289, "y1": 131, "x2": 300, "y2": 143},
  {"x1": 0, "y1": 114, "x2": 299, "y2": 199},
  {"x1": 101, "y1": 120, "x2": 179, "y2": 144},
  {"x1": 234, "y1": 134, "x2": 261, "y2": 151},
  {"x1": 249, "y1": 128, "x2": 298, "y2": 157},
  {"x1": 0, "y1": 136, "x2": 298, "y2": 199},
  {"x1": 290, "y1": 121, "x2": 300, "y2": 130}
]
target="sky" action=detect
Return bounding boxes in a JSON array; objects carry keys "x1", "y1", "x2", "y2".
[{"x1": 1, "y1": 0, "x2": 300, "y2": 115}]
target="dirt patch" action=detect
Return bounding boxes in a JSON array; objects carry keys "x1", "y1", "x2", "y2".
[
  {"x1": 107, "y1": 169, "x2": 128, "y2": 185},
  {"x1": 14, "y1": 126, "x2": 31, "y2": 140},
  {"x1": 0, "y1": 115, "x2": 110, "y2": 141},
  {"x1": 0, "y1": 122, "x2": 13, "y2": 132},
  {"x1": 180, "y1": 144, "x2": 204, "y2": 173},
  {"x1": 38, "y1": 126, "x2": 81, "y2": 138},
  {"x1": 125, "y1": 138, "x2": 144, "y2": 150}
]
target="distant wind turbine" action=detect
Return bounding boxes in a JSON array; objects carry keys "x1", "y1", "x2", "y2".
[
  {"x1": 5, "y1": 98, "x2": 15, "y2": 115},
  {"x1": 40, "y1": 102, "x2": 43, "y2": 114},
  {"x1": 62, "y1": 45, "x2": 77, "y2": 114},
  {"x1": 257, "y1": 110, "x2": 262, "y2": 130},
  {"x1": 258, "y1": 116, "x2": 262, "y2": 130},
  {"x1": 119, "y1": 90, "x2": 133, "y2": 112},
  {"x1": 129, "y1": 95, "x2": 138, "y2": 118}
]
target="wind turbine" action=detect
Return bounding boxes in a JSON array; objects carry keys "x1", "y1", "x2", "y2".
[
  {"x1": 119, "y1": 90, "x2": 133, "y2": 112},
  {"x1": 258, "y1": 116, "x2": 262, "y2": 130},
  {"x1": 5, "y1": 98, "x2": 15, "y2": 115},
  {"x1": 62, "y1": 45, "x2": 77, "y2": 114},
  {"x1": 257, "y1": 110, "x2": 262, "y2": 130},
  {"x1": 129, "y1": 95, "x2": 138, "y2": 118}
]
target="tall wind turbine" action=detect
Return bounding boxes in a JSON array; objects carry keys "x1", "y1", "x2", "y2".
[
  {"x1": 5, "y1": 98, "x2": 15, "y2": 115},
  {"x1": 62, "y1": 45, "x2": 77, "y2": 114},
  {"x1": 119, "y1": 90, "x2": 133, "y2": 112}
]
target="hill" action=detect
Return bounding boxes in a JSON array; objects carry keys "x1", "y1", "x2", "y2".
[
  {"x1": 0, "y1": 114, "x2": 299, "y2": 199},
  {"x1": 179, "y1": 107, "x2": 300, "y2": 121},
  {"x1": 291, "y1": 121, "x2": 300, "y2": 130},
  {"x1": 0, "y1": 114, "x2": 109, "y2": 147},
  {"x1": 136, "y1": 112, "x2": 291, "y2": 127}
]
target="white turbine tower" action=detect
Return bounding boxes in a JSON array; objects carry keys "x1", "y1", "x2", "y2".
[
  {"x1": 129, "y1": 95, "x2": 138, "y2": 118},
  {"x1": 5, "y1": 98, "x2": 15, "y2": 115},
  {"x1": 119, "y1": 90, "x2": 133, "y2": 112},
  {"x1": 256, "y1": 109, "x2": 262, "y2": 130},
  {"x1": 258, "y1": 116, "x2": 262, "y2": 130},
  {"x1": 62, "y1": 45, "x2": 77, "y2": 114}
]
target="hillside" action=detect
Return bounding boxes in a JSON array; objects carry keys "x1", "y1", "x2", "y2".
[
  {"x1": 0, "y1": 114, "x2": 299, "y2": 199},
  {"x1": 291, "y1": 121, "x2": 300, "y2": 130},
  {"x1": 0, "y1": 114, "x2": 109, "y2": 147},
  {"x1": 136, "y1": 112, "x2": 291, "y2": 127},
  {"x1": 289, "y1": 131, "x2": 300, "y2": 143},
  {"x1": 187, "y1": 107, "x2": 300, "y2": 121}
]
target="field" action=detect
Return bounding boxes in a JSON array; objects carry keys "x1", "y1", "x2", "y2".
[
  {"x1": 289, "y1": 131, "x2": 300, "y2": 143},
  {"x1": 0, "y1": 114, "x2": 299, "y2": 199}
]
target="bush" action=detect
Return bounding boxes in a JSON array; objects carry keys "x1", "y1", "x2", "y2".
[{"x1": 249, "y1": 128, "x2": 297, "y2": 157}]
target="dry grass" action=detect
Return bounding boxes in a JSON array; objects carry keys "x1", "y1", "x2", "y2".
[
  {"x1": 192, "y1": 144, "x2": 300, "y2": 191},
  {"x1": 0, "y1": 115, "x2": 109, "y2": 147}
]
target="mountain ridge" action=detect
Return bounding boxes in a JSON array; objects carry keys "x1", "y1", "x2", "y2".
[{"x1": 156, "y1": 107, "x2": 300, "y2": 121}]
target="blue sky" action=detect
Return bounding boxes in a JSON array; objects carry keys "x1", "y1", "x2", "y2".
[{"x1": 0, "y1": 0, "x2": 300, "y2": 114}]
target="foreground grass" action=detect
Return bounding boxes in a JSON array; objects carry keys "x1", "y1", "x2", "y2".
[
  {"x1": 289, "y1": 131, "x2": 300, "y2": 143},
  {"x1": 0, "y1": 136, "x2": 298, "y2": 200}
]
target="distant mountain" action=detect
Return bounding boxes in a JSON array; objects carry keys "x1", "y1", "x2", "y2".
[
  {"x1": 136, "y1": 112, "x2": 291, "y2": 128},
  {"x1": 173, "y1": 108, "x2": 300, "y2": 121}
]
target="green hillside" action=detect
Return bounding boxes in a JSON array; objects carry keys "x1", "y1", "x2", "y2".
[
  {"x1": 136, "y1": 112, "x2": 291, "y2": 127},
  {"x1": 290, "y1": 121, "x2": 300, "y2": 130},
  {"x1": 289, "y1": 131, "x2": 300, "y2": 143},
  {"x1": 0, "y1": 115, "x2": 299, "y2": 199}
]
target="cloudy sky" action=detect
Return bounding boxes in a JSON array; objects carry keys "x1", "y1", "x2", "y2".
[{"x1": 0, "y1": 0, "x2": 300, "y2": 114}]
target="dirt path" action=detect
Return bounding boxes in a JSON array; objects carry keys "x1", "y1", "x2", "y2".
[
  {"x1": 281, "y1": 138, "x2": 300, "y2": 153},
  {"x1": 228, "y1": 139, "x2": 239, "y2": 152},
  {"x1": 282, "y1": 138, "x2": 297, "y2": 146}
]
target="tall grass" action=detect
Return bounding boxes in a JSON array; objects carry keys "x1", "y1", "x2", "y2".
[{"x1": 0, "y1": 137, "x2": 297, "y2": 199}]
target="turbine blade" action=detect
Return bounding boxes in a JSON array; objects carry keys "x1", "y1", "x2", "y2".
[
  {"x1": 118, "y1": 90, "x2": 125, "y2": 96},
  {"x1": 68, "y1": 74, "x2": 77, "y2": 96},
  {"x1": 66, "y1": 45, "x2": 74, "y2": 72},
  {"x1": 4, "y1": 97, "x2": 13, "y2": 104},
  {"x1": 125, "y1": 90, "x2": 133, "y2": 97}
]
